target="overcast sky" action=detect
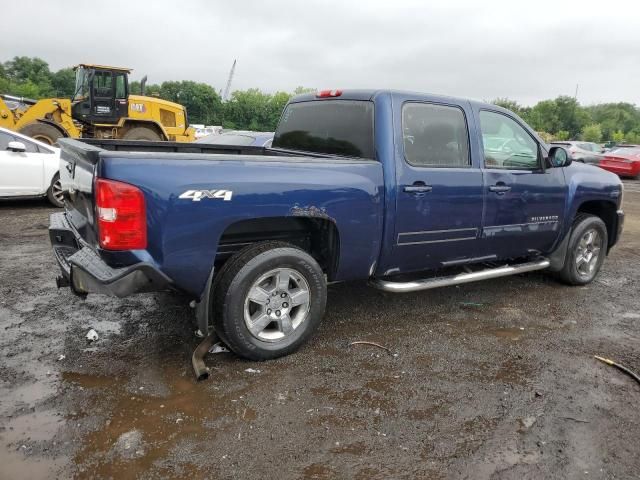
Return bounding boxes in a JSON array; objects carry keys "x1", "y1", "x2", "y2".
[{"x1": 3, "y1": 0, "x2": 639, "y2": 105}]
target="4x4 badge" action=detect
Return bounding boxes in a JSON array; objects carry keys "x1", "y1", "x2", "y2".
[{"x1": 179, "y1": 189, "x2": 233, "y2": 202}]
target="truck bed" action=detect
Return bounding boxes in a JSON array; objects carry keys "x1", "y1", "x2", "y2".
[
  {"x1": 56, "y1": 138, "x2": 385, "y2": 298},
  {"x1": 79, "y1": 138, "x2": 271, "y2": 155}
]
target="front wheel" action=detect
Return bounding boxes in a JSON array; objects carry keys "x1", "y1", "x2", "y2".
[
  {"x1": 558, "y1": 214, "x2": 608, "y2": 285},
  {"x1": 212, "y1": 241, "x2": 327, "y2": 360}
]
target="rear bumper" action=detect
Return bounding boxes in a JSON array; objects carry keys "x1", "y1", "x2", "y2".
[{"x1": 49, "y1": 212, "x2": 171, "y2": 297}]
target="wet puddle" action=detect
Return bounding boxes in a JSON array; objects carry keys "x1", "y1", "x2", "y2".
[
  {"x1": 62, "y1": 367, "x2": 258, "y2": 478},
  {"x1": 488, "y1": 327, "x2": 525, "y2": 341}
]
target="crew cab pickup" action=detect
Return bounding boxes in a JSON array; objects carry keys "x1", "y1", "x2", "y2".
[{"x1": 50, "y1": 89, "x2": 624, "y2": 361}]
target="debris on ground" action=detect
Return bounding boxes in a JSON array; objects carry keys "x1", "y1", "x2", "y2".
[
  {"x1": 244, "y1": 368, "x2": 261, "y2": 374},
  {"x1": 85, "y1": 329, "x2": 99, "y2": 342},
  {"x1": 520, "y1": 416, "x2": 537, "y2": 429},
  {"x1": 57, "y1": 354, "x2": 65, "y2": 361},
  {"x1": 562, "y1": 416, "x2": 590, "y2": 423},
  {"x1": 594, "y1": 355, "x2": 640, "y2": 386},
  {"x1": 209, "y1": 342, "x2": 230, "y2": 354},
  {"x1": 348, "y1": 341, "x2": 392, "y2": 354},
  {"x1": 112, "y1": 430, "x2": 145, "y2": 459}
]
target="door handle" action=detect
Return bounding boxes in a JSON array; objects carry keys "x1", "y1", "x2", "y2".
[
  {"x1": 489, "y1": 184, "x2": 511, "y2": 194},
  {"x1": 403, "y1": 184, "x2": 433, "y2": 193}
]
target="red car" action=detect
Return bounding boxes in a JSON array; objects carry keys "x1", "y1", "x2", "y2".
[{"x1": 599, "y1": 146, "x2": 640, "y2": 178}]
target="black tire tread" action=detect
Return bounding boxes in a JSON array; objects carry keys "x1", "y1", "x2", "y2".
[
  {"x1": 212, "y1": 241, "x2": 320, "y2": 360},
  {"x1": 19, "y1": 122, "x2": 63, "y2": 145},
  {"x1": 122, "y1": 126, "x2": 162, "y2": 141},
  {"x1": 558, "y1": 213, "x2": 607, "y2": 285}
]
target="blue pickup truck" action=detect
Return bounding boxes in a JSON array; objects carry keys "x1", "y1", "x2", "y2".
[{"x1": 50, "y1": 89, "x2": 624, "y2": 361}]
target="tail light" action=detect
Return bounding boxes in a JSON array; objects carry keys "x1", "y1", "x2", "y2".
[
  {"x1": 316, "y1": 89, "x2": 342, "y2": 98},
  {"x1": 95, "y1": 178, "x2": 147, "y2": 250}
]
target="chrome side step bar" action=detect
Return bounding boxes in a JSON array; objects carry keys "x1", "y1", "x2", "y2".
[{"x1": 371, "y1": 258, "x2": 550, "y2": 293}]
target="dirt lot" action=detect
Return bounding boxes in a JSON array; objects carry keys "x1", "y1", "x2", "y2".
[{"x1": 1, "y1": 182, "x2": 638, "y2": 480}]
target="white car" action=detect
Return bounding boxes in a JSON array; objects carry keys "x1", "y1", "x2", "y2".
[{"x1": 0, "y1": 127, "x2": 63, "y2": 207}]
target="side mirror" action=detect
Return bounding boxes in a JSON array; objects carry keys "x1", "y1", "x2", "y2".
[
  {"x1": 7, "y1": 141, "x2": 26, "y2": 153},
  {"x1": 549, "y1": 146, "x2": 571, "y2": 167}
]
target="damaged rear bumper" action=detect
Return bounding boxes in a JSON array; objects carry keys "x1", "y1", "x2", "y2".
[{"x1": 49, "y1": 212, "x2": 171, "y2": 297}]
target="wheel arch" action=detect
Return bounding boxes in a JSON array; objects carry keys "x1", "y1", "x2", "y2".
[
  {"x1": 215, "y1": 216, "x2": 341, "y2": 282},
  {"x1": 576, "y1": 200, "x2": 618, "y2": 250}
]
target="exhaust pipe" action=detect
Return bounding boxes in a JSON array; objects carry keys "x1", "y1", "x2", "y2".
[
  {"x1": 371, "y1": 258, "x2": 550, "y2": 293},
  {"x1": 191, "y1": 331, "x2": 219, "y2": 381}
]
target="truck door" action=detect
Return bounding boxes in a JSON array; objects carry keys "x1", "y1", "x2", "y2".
[
  {"x1": 476, "y1": 109, "x2": 566, "y2": 259},
  {"x1": 391, "y1": 100, "x2": 485, "y2": 274},
  {"x1": 90, "y1": 70, "x2": 119, "y2": 124}
]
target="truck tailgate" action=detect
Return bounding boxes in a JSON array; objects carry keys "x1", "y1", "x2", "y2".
[{"x1": 58, "y1": 138, "x2": 103, "y2": 248}]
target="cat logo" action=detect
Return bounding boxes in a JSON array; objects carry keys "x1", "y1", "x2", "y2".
[
  {"x1": 130, "y1": 103, "x2": 146, "y2": 113},
  {"x1": 179, "y1": 189, "x2": 233, "y2": 202}
]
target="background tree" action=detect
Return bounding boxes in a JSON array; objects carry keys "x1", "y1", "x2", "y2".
[
  {"x1": 581, "y1": 124, "x2": 602, "y2": 142},
  {"x1": 158, "y1": 81, "x2": 222, "y2": 125},
  {"x1": 51, "y1": 68, "x2": 76, "y2": 97}
]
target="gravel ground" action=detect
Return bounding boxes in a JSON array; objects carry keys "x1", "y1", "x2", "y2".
[{"x1": 0, "y1": 182, "x2": 638, "y2": 480}]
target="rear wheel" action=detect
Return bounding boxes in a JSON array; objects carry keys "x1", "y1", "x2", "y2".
[
  {"x1": 46, "y1": 173, "x2": 64, "y2": 207},
  {"x1": 558, "y1": 214, "x2": 607, "y2": 285},
  {"x1": 19, "y1": 123, "x2": 63, "y2": 146},
  {"x1": 212, "y1": 241, "x2": 327, "y2": 360},
  {"x1": 122, "y1": 126, "x2": 162, "y2": 141}
]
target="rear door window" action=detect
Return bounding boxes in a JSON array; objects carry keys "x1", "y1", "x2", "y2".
[
  {"x1": 402, "y1": 103, "x2": 470, "y2": 167},
  {"x1": 273, "y1": 100, "x2": 374, "y2": 159}
]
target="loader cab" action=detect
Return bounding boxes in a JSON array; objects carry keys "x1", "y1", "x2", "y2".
[{"x1": 71, "y1": 65, "x2": 129, "y2": 125}]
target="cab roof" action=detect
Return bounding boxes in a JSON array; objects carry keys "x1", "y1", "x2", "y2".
[{"x1": 74, "y1": 64, "x2": 132, "y2": 73}]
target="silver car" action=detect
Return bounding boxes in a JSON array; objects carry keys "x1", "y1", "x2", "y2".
[{"x1": 551, "y1": 141, "x2": 604, "y2": 165}]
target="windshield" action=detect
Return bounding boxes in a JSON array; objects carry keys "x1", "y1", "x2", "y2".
[
  {"x1": 73, "y1": 66, "x2": 90, "y2": 102},
  {"x1": 272, "y1": 100, "x2": 375, "y2": 159}
]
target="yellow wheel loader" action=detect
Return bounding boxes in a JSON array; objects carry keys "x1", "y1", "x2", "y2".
[{"x1": 0, "y1": 64, "x2": 195, "y2": 144}]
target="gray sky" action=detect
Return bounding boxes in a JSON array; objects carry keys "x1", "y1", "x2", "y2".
[{"x1": 3, "y1": 0, "x2": 639, "y2": 105}]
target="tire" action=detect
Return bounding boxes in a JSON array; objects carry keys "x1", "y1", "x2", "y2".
[
  {"x1": 212, "y1": 241, "x2": 327, "y2": 361},
  {"x1": 46, "y1": 173, "x2": 64, "y2": 208},
  {"x1": 19, "y1": 123, "x2": 63, "y2": 146},
  {"x1": 558, "y1": 214, "x2": 608, "y2": 285},
  {"x1": 122, "y1": 126, "x2": 162, "y2": 141}
]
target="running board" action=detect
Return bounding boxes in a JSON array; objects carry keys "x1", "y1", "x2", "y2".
[{"x1": 371, "y1": 258, "x2": 550, "y2": 293}]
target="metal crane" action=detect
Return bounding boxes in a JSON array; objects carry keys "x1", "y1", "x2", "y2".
[{"x1": 222, "y1": 59, "x2": 236, "y2": 102}]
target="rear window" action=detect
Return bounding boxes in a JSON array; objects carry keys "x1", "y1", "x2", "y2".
[{"x1": 272, "y1": 100, "x2": 375, "y2": 159}]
